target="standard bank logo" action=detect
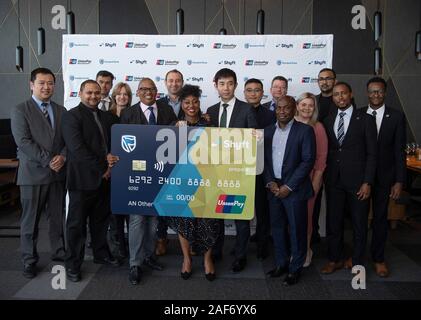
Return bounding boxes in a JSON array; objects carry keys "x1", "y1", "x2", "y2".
[
  {"x1": 215, "y1": 195, "x2": 246, "y2": 214},
  {"x1": 121, "y1": 135, "x2": 136, "y2": 153}
]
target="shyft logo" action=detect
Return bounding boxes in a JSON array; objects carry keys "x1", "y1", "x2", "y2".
[
  {"x1": 187, "y1": 77, "x2": 204, "y2": 82},
  {"x1": 218, "y1": 60, "x2": 236, "y2": 65},
  {"x1": 130, "y1": 60, "x2": 147, "y2": 64},
  {"x1": 276, "y1": 43, "x2": 294, "y2": 48},
  {"x1": 308, "y1": 60, "x2": 326, "y2": 65},
  {"x1": 187, "y1": 43, "x2": 204, "y2": 48},
  {"x1": 215, "y1": 195, "x2": 246, "y2": 214},
  {"x1": 99, "y1": 42, "x2": 116, "y2": 48}
]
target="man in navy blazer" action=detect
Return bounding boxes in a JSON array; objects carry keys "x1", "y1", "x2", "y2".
[
  {"x1": 206, "y1": 68, "x2": 258, "y2": 273},
  {"x1": 264, "y1": 95, "x2": 316, "y2": 286}
]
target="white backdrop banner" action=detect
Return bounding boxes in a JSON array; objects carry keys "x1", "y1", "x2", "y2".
[{"x1": 62, "y1": 34, "x2": 333, "y2": 109}]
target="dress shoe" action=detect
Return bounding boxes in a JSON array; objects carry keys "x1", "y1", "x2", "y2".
[
  {"x1": 23, "y1": 264, "x2": 36, "y2": 279},
  {"x1": 66, "y1": 269, "x2": 81, "y2": 282},
  {"x1": 181, "y1": 270, "x2": 192, "y2": 280},
  {"x1": 374, "y1": 262, "x2": 389, "y2": 278},
  {"x1": 320, "y1": 261, "x2": 344, "y2": 274},
  {"x1": 231, "y1": 258, "x2": 247, "y2": 273},
  {"x1": 143, "y1": 258, "x2": 164, "y2": 271},
  {"x1": 155, "y1": 238, "x2": 168, "y2": 256},
  {"x1": 129, "y1": 266, "x2": 142, "y2": 285},
  {"x1": 283, "y1": 272, "x2": 300, "y2": 286},
  {"x1": 93, "y1": 256, "x2": 121, "y2": 267},
  {"x1": 303, "y1": 249, "x2": 313, "y2": 268},
  {"x1": 205, "y1": 273, "x2": 216, "y2": 282},
  {"x1": 344, "y1": 257, "x2": 353, "y2": 269},
  {"x1": 266, "y1": 266, "x2": 288, "y2": 278}
]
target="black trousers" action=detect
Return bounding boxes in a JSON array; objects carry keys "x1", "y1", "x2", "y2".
[
  {"x1": 371, "y1": 185, "x2": 390, "y2": 262},
  {"x1": 213, "y1": 219, "x2": 250, "y2": 260},
  {"x1": 65, "y1": 180, "x2": 111, "y2": 271},
  {"x1": 326, "y1": 183, "x2": 369, "y2": 265}
]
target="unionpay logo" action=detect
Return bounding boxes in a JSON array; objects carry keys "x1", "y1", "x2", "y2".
[
  {"x1": 69, "y1": 59, "x2": 77, "y2": 64},
  {"x1": 215, "y1": 195, "x2": 246, "y2": 214}
]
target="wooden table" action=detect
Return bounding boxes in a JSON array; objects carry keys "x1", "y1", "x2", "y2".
[{"x1": 0, "y1": 159, "x2": 19, "y2": 169}]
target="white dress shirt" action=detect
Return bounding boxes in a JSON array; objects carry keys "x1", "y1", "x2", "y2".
[
  {"x1": 367, "y1": 104, "x2": 385, "y2": 134},
  {"x1": 140, "y1": 102, "x2": 158, "y2": 122},
  {"x1": 218, "y1": 97, "x2": 236, "y2": 127}
]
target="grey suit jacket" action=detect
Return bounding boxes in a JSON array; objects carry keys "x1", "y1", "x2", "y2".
[{"x1": 11, "y1": 98, "x2": 67, "y2": 185}]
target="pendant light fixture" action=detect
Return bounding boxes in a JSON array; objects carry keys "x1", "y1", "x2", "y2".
[
  {"x1": 257, "y1": 0, "x2": 265, "y2": 34},
  {"x1": 219, "y1": 0, "x2": 227, "y2": 35},
  {"x1": 176, "y1": 0, "x2": 184, "y2": 35},
  {"x1": 37, "y1": 0, "x2": 45, "y2": 55},
  {"x1": 16, "y1": 0, "x2": 23, "y2": 72}
]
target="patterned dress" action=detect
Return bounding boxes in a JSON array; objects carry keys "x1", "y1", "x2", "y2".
[{"x1": 166, "y1": 118, "x2": 220, "y2": 254}]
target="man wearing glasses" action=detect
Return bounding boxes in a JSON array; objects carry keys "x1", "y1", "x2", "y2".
[
  {"x1": 312, "y1": 68, "x2": 337, "y2": 245},
  {"x1": 316, "y1": 68, "x2": 337, "y2": 122},
  {"x1": 262, "y1": 76, "x2": 289, "y2": 111},
  {"x1": 244, "y1": 78, "x2": 276, "y2": 261},
  {"x1": 361, "y1": 77, "x2": 406, "y2": 278},
  {"x1": 119, "y1": 78, "x2": 177, "y2": 285}
]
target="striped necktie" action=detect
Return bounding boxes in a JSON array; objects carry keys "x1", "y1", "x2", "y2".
[
  {"x1": 41, "y1": 102, "x2": 52, "y2": 127},
  {"x1": 148, "y1": 106, "x2": 156, "y2": 125},
  {"x1": 337, "y1": 111, "x2": 346, "y2": 145}
]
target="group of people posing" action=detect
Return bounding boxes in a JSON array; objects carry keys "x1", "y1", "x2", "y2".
[{"x1": 11, "y1": 65, "x2": 406, "y2": 287}]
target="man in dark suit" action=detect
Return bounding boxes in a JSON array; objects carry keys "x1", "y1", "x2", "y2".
[
  {"x1": 262, "y1": 76, "x2": 288, "y2": 111},
  {"x1": 361, "y1": 77, "x2": 406, "y2": 277},
  {"x1": 311, "y1": 68, "x2": 338, "y2": 244},
  {"x1": 206, "y1": 68, "x2": 258, "y2": 273},
  {"x1": 155, "y1": 69, "x2": 184, "y2": 256},
  {"x1": 243, "y1": 78, "x2": 276, "y2": 260},
  {"x1": 61, "y1": 80, "x2": 119, "y2": 282},
  {"x1": 321, "y1": 82, "x2": 377, "y2": 274},
  {"x1": 96, "y1": 70, "x2": 114, "y2": 111},
  {"x1": 264, "y1": 95, "x2": 316, "y2": 286},
  {"x1": 11, "y1": 68, "x2": 67, "y2": 279},
  {"x1": 120, "y1": 77, "x2": 177, "y2": 285}
]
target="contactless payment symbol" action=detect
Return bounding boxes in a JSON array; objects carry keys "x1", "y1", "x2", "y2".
[{"x1": 121, "y1": 135, "x2": 136, "y2": 153}]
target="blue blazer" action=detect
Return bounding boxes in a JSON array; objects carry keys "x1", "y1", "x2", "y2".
[{"x1": 264, "y1": 120, "x2": 316, "y2": 201}]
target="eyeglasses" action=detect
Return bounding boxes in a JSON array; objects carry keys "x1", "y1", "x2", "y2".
[
  {"x1": 318, "y1": 77, "x2": 335, "y2": 82},
  {"x1": 245, "y1": 88, "x2": 262, "y2": 93},
  {"x1": 138, "y1": 87, "x2": 157, "y2": 93},
  {"x1": 368, "y1": 89, "x2": 385, "y2": 95}
]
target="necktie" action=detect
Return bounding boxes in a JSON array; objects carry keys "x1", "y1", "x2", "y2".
[
  {"x1": 92, "y1": 111, "x2": 107, "y2": 154},
  {"x1": 148, "y1": 106, "x2": 156, "y2": 125},
  {"x1": 337, "y1": 111, "x2": 346, "y2": 145},
  {"x1": 100, "y1": 100, "x2": 107, "y2": 111},
  {"x1": 41, "y1": 102, "x2": 52, "y2": 127},
  {"x1": 270, "y1": 101, "x2": 276, "y2": 111},
  {"x1": 372, "y1": 110, "x2": 379, "y2": 134},
  {"x1": 219, "y1": 103, "x2": 229, "y2": 127}
]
